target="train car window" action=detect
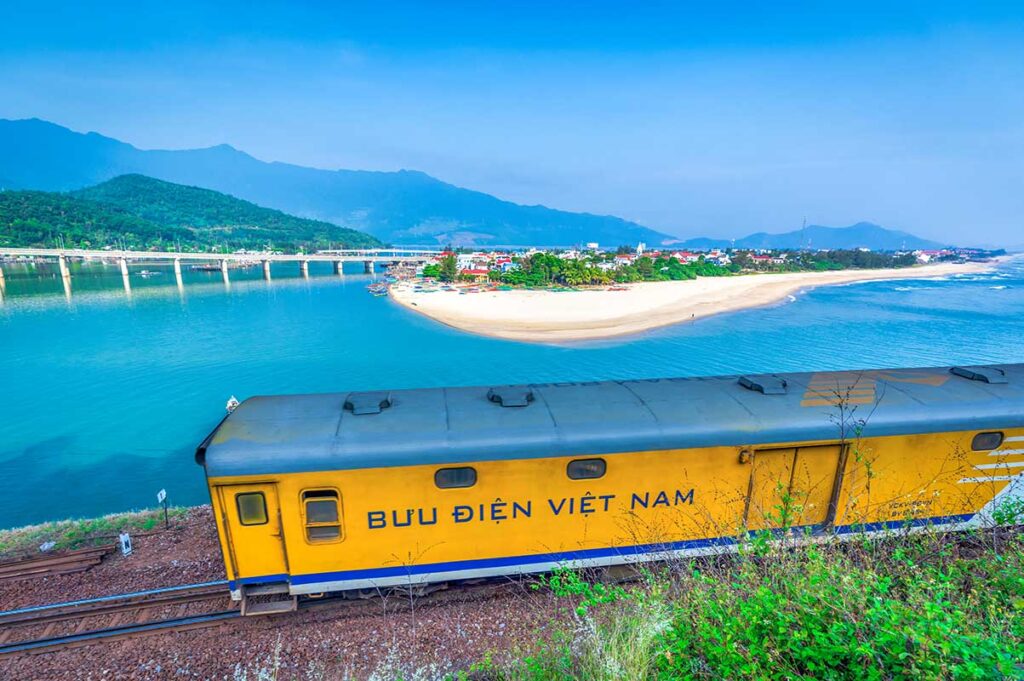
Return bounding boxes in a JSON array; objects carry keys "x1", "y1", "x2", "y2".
[
  {"x1": 302, "y1": 490, "x2": 342, "y2": 541},
  {"x1": 567, "y1": 459, "x2": 606, "y2": 480},
  {"x1": 236, "y1": 492, "x2": 268, "y2": 526},
  {"x1": 435, "y1": 467, "x2": 477, "y2": 489},
  {"x1": 972, "y1": 432, "x2": 1004, "y2": 451}
]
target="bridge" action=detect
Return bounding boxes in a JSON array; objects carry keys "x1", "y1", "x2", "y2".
[{"x1": 0, "y1": 247, "x2": 441, "y2": 298}]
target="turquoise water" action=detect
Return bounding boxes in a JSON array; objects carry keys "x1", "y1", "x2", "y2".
[{"x1": 1, "y1": 258, "x2": 1022, "y2": 528}]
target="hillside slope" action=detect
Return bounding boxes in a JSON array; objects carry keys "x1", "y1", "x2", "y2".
[
  {"x1": 73, "y1": 174, "x2": 382, "y2": 249},
  {"x1": 0, "y1": 175, "x2": 383, "y2": 250},
  {"x1": 0, "y1": 118, "x2": 676, "y2": 247}
]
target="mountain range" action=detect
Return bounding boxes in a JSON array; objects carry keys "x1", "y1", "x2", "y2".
[
  {"x1": 0, "y1": 118, "x2": 960, "y2": 251},
  {"x1": 0, "y1": 118, "x2": 673, "y2": 247},
  {"x1": 676, "y1": 222, "x2": 947, "y2": 251}
]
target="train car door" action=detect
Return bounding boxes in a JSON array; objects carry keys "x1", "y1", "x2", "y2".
[
  {"x1": 746, "y1": 445, "x2": 843, "y2": 530},
  {"x1": 218, "y1": 484, "x2": 289, "y2": 582}
]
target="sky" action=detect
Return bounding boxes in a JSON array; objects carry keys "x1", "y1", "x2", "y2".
[{"x1": 1, "y1": 1, "x2": 1022, "y2": 244}]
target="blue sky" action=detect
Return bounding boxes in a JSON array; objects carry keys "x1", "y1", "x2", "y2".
[{"x1": 1, "y1": 1, "x2": 1022, "y2": 243}]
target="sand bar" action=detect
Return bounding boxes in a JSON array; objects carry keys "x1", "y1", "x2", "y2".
[{"x1": 390, "y1": 261, "x2": 996, "y2": 343}]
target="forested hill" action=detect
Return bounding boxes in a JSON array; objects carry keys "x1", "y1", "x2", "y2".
[
  {"x1": 0, "y1": 190, "x2": 187, "y2": 248},
  {"x1": 0, "y1": 175, "x2": 384, "y2": 251}
]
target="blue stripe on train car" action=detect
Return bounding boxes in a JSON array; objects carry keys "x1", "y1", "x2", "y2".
[{"x1": 230, "y1": 513, "x2": 973, "y2": 591}]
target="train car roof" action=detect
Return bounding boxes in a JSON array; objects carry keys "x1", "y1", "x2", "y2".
[{"x1": 196, "y1": 364, "x2": 1024, "y2": 477}]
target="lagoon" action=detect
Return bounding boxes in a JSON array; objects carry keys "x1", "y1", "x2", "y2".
[{"x1": 1, "y1": 258, "x2": 1022, "y2": 527}]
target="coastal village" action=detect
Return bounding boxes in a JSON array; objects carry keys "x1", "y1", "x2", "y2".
[{"x1": 390, "y1": 242, "x2": 996, "y2": 292}]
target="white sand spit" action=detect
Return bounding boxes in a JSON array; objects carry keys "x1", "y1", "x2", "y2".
[{"x1": 390, "y1": 261, "x2": 995, "y2": 343}]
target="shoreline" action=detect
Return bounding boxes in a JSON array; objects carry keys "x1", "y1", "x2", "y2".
[{"x1": 390, "y1": 260, "x2": 1002, "y2": 343}]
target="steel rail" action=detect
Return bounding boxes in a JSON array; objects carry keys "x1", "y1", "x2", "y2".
[
  {"x1": 0, "y1": 580, "x2": 229, "y2": 619},
  {"x1": 0, "y1": 611, "x2": 241, "y2": 655},
  {"x1": 0, "y1": 583, "x2": 230, "y2": 627}
]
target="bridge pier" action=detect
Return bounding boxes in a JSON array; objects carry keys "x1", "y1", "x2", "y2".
[
  {"x1": 119, "y1": 258, "x2": 131, "y2": 295},
  {"x1": 364, "y1": 260, "x2": 373, "y2": 274},
  {"x1": 262, "y1": 260, "x2": 272, "y2": 280},
  {"x1": 58, "y1": 255, "x2": 71, "y2": 280},
  {"x1": 0, "y1": 265, "x2": 6, "y2": 302},
  {"x1": 300, "y1": 260, "x2": 310, "y2": 277},
  {"x1": 334, "y1": 261, "x2": 344, "y2": 277},
  {"x1": 173, "y1": 258, "x2": 184, "y2": 290}
]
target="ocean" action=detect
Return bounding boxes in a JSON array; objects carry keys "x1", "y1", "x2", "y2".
[{"x1": 0, "y1": 258, "x2": 1021, "y2": 527}]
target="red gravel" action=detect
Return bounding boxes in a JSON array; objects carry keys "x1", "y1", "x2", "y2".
[
  {"x1": 0, "y1": 507, "x2": 224, "y2": 612},
  {"x1": 0, "y1": 507, "x2": 555, "y2": 680}
]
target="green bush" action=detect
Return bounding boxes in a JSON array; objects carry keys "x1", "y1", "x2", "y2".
[{"x1": 464, "y1": 531, "x2": 1024, "y2": 681}]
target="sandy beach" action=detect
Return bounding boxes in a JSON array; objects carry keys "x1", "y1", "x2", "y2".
[{"x1": 390, "y1": 261, "x2": 998, "y2": 343}]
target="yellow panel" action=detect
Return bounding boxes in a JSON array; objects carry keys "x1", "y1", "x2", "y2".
[
  {"x1": 217, "y1": 483, "x2": 289, "y2": 580},
  {"x1": 746, "y1": 448, "x2": 796, "y2": 530},
  {"x1": 790, "y1": 445, "x2": 842, "y2": 526},
  {"x1": 204, "y1": 427, "x2": 1024, "y2": 583}
]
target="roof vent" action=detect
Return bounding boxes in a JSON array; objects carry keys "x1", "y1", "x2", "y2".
[
  {"x1": 738, "y1": 374, "x2": 788, "y2": 395},
  {"x1": 344, "y1": 391, "x2": 392, "y2": 415},
  {"x1": 950, "y1": 366, "x2": 1008, "y2": 384},
  {"x1": 487, "y1": 386, "x2": 534, "y2": 407}
]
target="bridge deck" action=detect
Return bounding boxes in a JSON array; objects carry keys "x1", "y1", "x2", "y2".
[{"x1": 0, "y1": 248, "x2": 439, "y2": 262}]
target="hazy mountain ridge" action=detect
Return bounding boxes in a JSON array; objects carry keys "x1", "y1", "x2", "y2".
[
  {"x1": 0, "y1": 118, "x2": 676, "y2": 247},
  {"x1": 0, "y1": 174, "x2": 383, "y2": 250},
  {"x1": 677, "y1": 222, "x2": 948, "y2": 251}
]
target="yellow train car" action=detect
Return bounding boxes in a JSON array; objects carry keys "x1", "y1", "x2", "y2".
[{"x1": 195, "y1": 364, "x2": 1024, "y2": 613}]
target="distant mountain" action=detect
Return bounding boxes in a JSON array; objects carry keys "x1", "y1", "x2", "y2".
[
  {"x1": 0, "y1": 175, "x2": 383, "y2": 250},
  {"x1": 0, "y1": 118, "x2": 676, "y2": 247},
  {"x1": 677, "y1": 222, "x2": 947, "y2": 251}
]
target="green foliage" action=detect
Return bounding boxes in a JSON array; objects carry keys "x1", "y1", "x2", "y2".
[
  {"x1": 421, "y1": 263, "x2": 442, "y2": 278},
  {"x1": 538, "y1": 568, "x2": 631, "y2": 616},
  {"x1": 737, "y1": 248, "x2": 918, "y2": 273},
  {"x1": 0, "y1": 189, "x2": 191, "y2": 250},
  {"x1": 438, "y1": 254, "x2": 458, "y2": 282},
  {"x1": 468, "y1": 532, "x2": 1024, "y2": 681},
  {"x1": 0, "y1": 507, "x2": 190, "y2": 557},
  {"x1": 659, "y1": 537, "x2": 1024, "y2": 680},
  {"x1": 993, "y1": 498, "x2": 1024, "y2": 527},
  {"x1": 0, "y1": 174, "x2": 383, "y2": 251},
  {"x1": 491, "y1": 252, "x2": 733, "y2": 288}
]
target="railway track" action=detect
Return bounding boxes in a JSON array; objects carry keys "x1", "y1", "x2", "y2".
[
  {"x1": 0, "y1": 545, "x2": 114, "y2": 581},
  {"x1": 0, "y1": 581, "x2": 236, "y2": 656},
  {"x1": 0, "y1": 578, "x2": 525, "y2": 658}
]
